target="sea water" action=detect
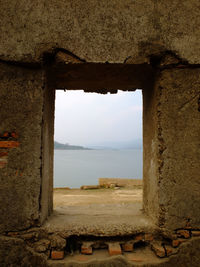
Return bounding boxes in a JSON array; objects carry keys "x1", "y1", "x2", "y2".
[{"x1": 54, "y1": 149, "x2": 142, "y2": 188}]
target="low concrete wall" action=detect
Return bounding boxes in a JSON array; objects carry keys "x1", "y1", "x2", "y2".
[{"x1": 99, "y1": 178, "x2": 142, "y2": 187}]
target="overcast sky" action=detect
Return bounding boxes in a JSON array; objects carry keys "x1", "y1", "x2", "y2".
[{"x1": 54, "y1": 90, "x2": 142, "y2": 146}]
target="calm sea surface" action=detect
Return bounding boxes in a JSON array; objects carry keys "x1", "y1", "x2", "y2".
[{"x1": 54, "y1": 149, "x2": 143, "y2": 188}]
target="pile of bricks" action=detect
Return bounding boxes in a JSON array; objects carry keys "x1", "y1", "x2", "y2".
[{"x1": 6, "y1": 228, "x2": 200, "y2": 261}]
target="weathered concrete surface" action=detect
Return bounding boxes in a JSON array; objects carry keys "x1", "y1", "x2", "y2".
[
  {"x1": 40, "y1": 84, "x2": 55, "y2": 224},
  {"x1": 0, "y1": 236, "x2": 47, "y2": 267},
  {"x1": 43, "y1": 188, "x2": 154, "y2": 236},
  {"x1": 0, "y1": 63, "x2": 46, "y2": 232},
  {"x1": 143, "y1": 67, "x2": 200, "y2": 230},
  {"x1": 1, "y1": 0, "x2": 200, "y2": 64}
]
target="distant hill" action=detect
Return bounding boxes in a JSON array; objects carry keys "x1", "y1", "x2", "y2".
[
  {"x1": 86, "y1": 139, "x2": 142, "y2": 150},
  {"x1": 54, "y1": 141, "x2": 91, "y2": 150}
]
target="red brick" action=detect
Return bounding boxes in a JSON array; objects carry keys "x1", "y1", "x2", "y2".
[
  {"x1": 51, "y1": 250, "x2": 64, "y2": 260},
  {"x1": 81, "y1": 243, "x2": 93, "y2": 255},
  {"x1": 176, "y1": 230, "x2": 190, "y2": 239},
  {"x1": 191, "y1": 231, "x2": 200, "y2": 237},
  {"x1": 122, "y1": 242, "x2": 134, "y2": 252},
  {"x1": 0, "y1": 141, "x2": 19, "y2": 148},
  {"x1": 108, "y1": 243, "x2": 122, "y2": 256}
]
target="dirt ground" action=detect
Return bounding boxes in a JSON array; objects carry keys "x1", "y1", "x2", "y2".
[{"x1": 53, "y1": 186, "x2": 143, "y2": 207}]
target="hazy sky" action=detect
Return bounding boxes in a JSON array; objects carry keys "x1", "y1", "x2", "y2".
[{"x1": 54, "y1": 90, "x2": 142, "y2": 146}]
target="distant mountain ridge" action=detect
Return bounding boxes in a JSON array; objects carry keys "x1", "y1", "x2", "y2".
[
  {"x1": 54, "y1": 141, "x2": 91, "y2": 150},
  {"x1": 86, "y1": 139, "x2": 142, "y2": 150}
]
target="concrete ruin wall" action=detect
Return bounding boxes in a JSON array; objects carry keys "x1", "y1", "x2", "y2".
[
  {"x1": 0, "y1": 0, "x2": 200, "y2": 266},
  {"x1": 143, "y1": 67, "x2": 200, "y2": 230}
]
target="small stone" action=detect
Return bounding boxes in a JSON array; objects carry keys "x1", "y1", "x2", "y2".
[
  {"x1": 81, "y1": 242, "x2": 93, "y2": 255},
  {"x1": 151, "y1": 242, "x2": 165, "y2": 258},
  {"x1": 51, "y1": 250, "x2": 64, "y2": 260},
  {"x1": 176, "y1": 230, "x2": 190, "y2": 239},
  {"x1": 191, "y1": 231, "x2": 200, "y2": 237},
  {"x1": 108, "y1": 243, "x2": 122, "y2": 256},
  {"x1": 122, "y1": 242, "x2": 134, "y2": 252}
]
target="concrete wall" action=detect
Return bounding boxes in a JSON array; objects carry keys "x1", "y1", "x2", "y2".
[
  {"x1": 1, "y1": 0, "x2": 200, "y2": 65},
  {"x1": 0, "y1": 63, "x2": 52, "y2": 232},
  {"x1": 40, "y1": 85, "x2": 55, "y2": 223},
  {"x1": 1, "y1": 0, "x2": 200, "y2": 265},
  {"x1": 143, "y1": 67, "x2": 200, "y2": 230}
]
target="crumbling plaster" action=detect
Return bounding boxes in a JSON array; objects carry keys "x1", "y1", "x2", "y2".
[{"x1": 0, "y1": 0, "x2": 200, "y2": 64}]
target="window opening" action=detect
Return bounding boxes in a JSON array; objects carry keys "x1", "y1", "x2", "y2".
[{"x1": 53, "y1": 90, "x2": 143, "y2": 221}]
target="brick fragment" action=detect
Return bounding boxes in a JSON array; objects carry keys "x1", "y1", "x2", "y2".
[
  {"x1": 191, "y1": 231, "x2": 200, "y2": 237},
  {"x1": 11, "y1": 132, "x2": 18, "y2": 139},
  {"x1": 0, "y1": 141, "x2": 19, "y2": 148},
  {"x1": 108, "y1": 243, "x2": 122, "y2": 256},
  {"x1": 172, "y1": 239, "x2": 180, "y2": 248},
  {"x1": 164, "y1": 245, "x2": 177, "y2": 256},
  {"x1": 51, "y1": 250, "x2": 64, "y2": 260},
  {"x1": 176, "y1": 230, "x2": 190, "y2": 239},
  {"x1": 135, "y1": 234, "x2": 143, "y2": 241},
  {"x1": 172, "y1": 238, "x2": 187, "y2": 248},
  {"x1": 3, "y1": 132, "x2": 9, "y2": 137},
  {"x1": 81, "y1": 242, "x2": 93, "y2": 255},
  {"x1": 151, "y1": 242, "x2": 165, "y2": 258},
  {"x1": 144, "y1": 233, "x2": 153, "y2": 241},
  {"x1": 122, "y1": 242, "x2": 134, "y2": 252}
]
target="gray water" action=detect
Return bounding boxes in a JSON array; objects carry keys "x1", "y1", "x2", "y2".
[{"x1": 54, "y1": 149, "x2": 143, "y2": 188}]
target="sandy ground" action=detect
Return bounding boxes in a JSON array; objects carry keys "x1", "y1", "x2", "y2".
[{"x1": 53, "y1": 187, "x2": 143, "y2": 207}]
